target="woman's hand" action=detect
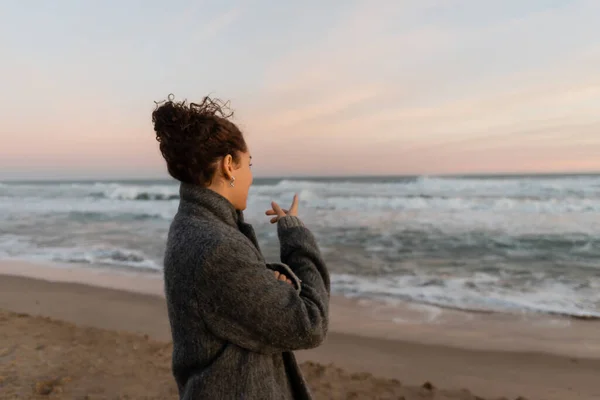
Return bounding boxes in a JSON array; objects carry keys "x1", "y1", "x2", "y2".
[
  {"x1": 273, "y1": 271, "x2": 293, "y2": 285},
  {"x1": 265, "y1": 194, "x2": 299, "y2": 224}
]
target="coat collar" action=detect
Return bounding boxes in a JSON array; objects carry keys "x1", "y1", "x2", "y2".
[
  {"x1": 179, "y1": 183, "x2": 239, "y2": 228},
  {"x1": 179, "y1": 182, "x2": 264, "y2": 259}
]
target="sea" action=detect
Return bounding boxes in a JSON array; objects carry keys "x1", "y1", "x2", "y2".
[{"x1": 1, "y1": 174, "x2": 599, "y2": 319}]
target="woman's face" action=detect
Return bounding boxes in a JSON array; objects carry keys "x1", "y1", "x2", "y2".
[{"x1": 230, "y1": 151, "x2": 253, "y2": 210}]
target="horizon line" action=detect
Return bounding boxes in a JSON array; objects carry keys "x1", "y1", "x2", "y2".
[{"x1": 2, "y1": 170, "x2": 600, "y2": 183}]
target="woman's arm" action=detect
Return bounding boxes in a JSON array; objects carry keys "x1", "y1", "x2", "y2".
[
  {"x1": 277, "y1": 215, "x2": 330, "y2": 312},
  {"x1": 196, "y1": 216, "x2": 329, "y2": 355},
  {"x1": 266, "y1": 262, "x2": 302, "y2": 293}
]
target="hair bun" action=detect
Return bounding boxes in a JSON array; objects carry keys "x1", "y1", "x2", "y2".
[
  {"x1": 151, "y1": 94, "x2": 246, "y2": 185},
  {"x1": 152, "y1": 94, "x2": 234, "y2": 143}
]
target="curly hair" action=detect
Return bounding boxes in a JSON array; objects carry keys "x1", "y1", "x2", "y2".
[{"x1": 152, "y1": 94, "x2": 247, "y2": 185}]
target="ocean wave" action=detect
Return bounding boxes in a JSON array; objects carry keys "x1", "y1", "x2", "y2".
[
  {"x1": 248, "y1": 193, "x2": 600, "y2": 213},
  {"x1": 0, "y1": 237, "x2": 161, "y2": 271},
  {"x1": 251, "y1": 179, "x2": 417, "y2": 199},
  {"x1": 330, "y1": 272, "x2": 600, "y2": 319},
  {"x1": 317, "y1": 230, "x2": 600, "y2": 267},
  {"x1": 91, "y1": 191, "x2": 180, "y2": 201},
  {"x1": 3, "y1": 175, "x2": 600, "y2": 320},
  {"x1": 66, "y1": 211, "x2": 166, "y2": 221},
  {"x1": 0, "y1": 181, "x2": 180, "y2": 201},
  {"x1": 88, "y1": 183, "x2": 179, "y2": 201},
  {"x1": 51, "y1": 247, "x2": 161, "y2": 271},
  {"x1": 6, "y1": 175, "x2": 600, "y2": 205},
  {"x1": 249, "y1": 175, "x2": 600, "y2": 201},
  {"x1": 0, "y1": 197, "x2": 176, "y2": 221},
  {"x1": 2, "y1": 231, "x2": 599, "y2": 318}
]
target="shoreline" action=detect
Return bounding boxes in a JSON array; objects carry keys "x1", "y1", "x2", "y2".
[
  {"x1": 2, "y1": 260, "x2": 600, "y2": 399},
  {"x1": 2, "y1": 259, "x2": 600, "y2": 359},
  {"x1": 4, "y1": 257, "x2": 599, "y2": 321}
]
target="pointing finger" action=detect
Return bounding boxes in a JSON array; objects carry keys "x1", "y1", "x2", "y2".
[
  {"x1": 289, "y1": 194, "x2": 299, "y2": 215},
  {"x1": 271, "y1": 201, "x2": 285, "y2": 216}
]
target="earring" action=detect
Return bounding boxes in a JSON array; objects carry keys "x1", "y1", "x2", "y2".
[{"x1": 229, "y1": 177, "x2": 236, "y2": 187}]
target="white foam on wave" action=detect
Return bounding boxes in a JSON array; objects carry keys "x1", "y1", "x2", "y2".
[
  {"x1": 0, "y1": 195, "x2": 177, "y2": 220},
  {"x1": 4, "y1": 177, "x2": 600, "y2": 219},
  {"x1": 0, "y1": 181, "x2": 180, "y2": 201},
  {"x1": 3, "y1": 177, "x2": 600, "y2": 320},
  {"x1": 0, "y1": 234, "x2": 31, "y2": 254},
  {"x1": 96, "y1": 183, "x2": 179, "y2": 201},
  {"x1": 330, "y1": 272, "x2": 600, "y2": 319},
  {"x1": 0, "y1": 234, "x2": 161, "y2": 271},
  {"x1": 252, "y1": 175, "x2": 600, "y2": 200},
  {"x1": 0, "y1": 182, "x2": 178, "y2": 223},
  {"x1": 414, "y1": 175, "x2": 600, "y2": 199},
  {"x1": 247, "y1": 176, "x2": 600, "y2": 216},
  {"x1": 252, "y1": 193, "x2": 600, "y2": 213},
  {"x1": 252, "y1": 179, "x2": 417, "y2": 200}
]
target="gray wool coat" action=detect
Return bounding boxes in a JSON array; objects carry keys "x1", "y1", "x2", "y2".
[{"x1": 163, "y1": 183, "x2": 331, "y2": 399}]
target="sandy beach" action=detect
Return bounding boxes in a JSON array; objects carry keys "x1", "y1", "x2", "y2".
[
  {"x1": 3, "y1": 0, "x2": 600, "y2": 397},
  {"x1": 1, "y1": 261, "x2": 600, "y2": 400}
]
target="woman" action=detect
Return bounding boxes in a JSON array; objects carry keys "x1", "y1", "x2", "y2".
[{"x1": 152, "y1": 95, "x2": 330, "y2": 399}]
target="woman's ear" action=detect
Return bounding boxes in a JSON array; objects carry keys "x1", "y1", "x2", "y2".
[{"x1": 221, "y1": 154, "x2": 235, "y2": 180}]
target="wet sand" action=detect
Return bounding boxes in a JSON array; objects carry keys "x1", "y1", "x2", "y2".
[{"x1": 1, "y1": 261, "x2": 600, "y2": 399}]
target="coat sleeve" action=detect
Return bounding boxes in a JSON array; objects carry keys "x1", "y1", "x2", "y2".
[
  {"x1": 266, "y1": 262, "x2": 302, "y2": 293},
  {"x1": 196, "y1": 216, "x2": 330, "y2": 354}
]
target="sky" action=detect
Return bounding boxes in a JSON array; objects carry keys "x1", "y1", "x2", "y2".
[{"x1": 1, "y1": 0, "x2": 600, "y2": 179}]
